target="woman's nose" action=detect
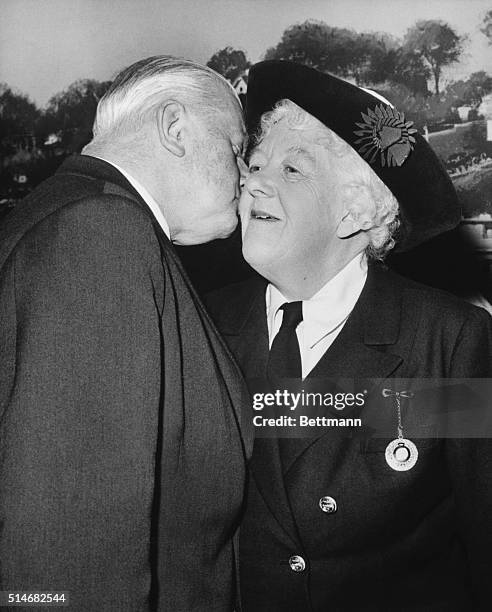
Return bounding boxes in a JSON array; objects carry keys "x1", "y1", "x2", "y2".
[{"x1": 244, "y1": 169, "x2": 275, "y2": 198}]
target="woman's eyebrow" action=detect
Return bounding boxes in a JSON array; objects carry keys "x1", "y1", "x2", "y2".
[{"x1": 286, "y1": 146, "x2": 316, "y2": 164}]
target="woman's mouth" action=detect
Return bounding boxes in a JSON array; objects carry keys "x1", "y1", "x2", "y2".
[{"x1": 251, "y1": 208, "x2": 280, "y2": 221}]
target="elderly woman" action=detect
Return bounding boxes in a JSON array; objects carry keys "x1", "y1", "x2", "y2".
[{"x1": 207, "y1": 61, "x2": 492, "y2": 611}]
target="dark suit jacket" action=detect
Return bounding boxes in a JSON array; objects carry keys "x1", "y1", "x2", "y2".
[
  {"x1": 206, "y1": 265, "x2": 492, "y2": 611},
  {"x1": 0, "y1": 155, "x2": 253, "y2": 611}
]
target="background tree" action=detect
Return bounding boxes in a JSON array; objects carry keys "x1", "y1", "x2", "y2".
[
  {"x1": 356, "y1": 33, "x2": 397, "y2": 84},
  {"x1": 0, "y1": 84, "x2": 40, "y2": 142},
  {"x1": 264, "y1": 20, "x2": 329, "y2": 69},
  {"x1": 41, "y1": 78, "x2": 111, "y2": 153},
  {"x1": 0, "y1": 84, "x2": 44, "y2": 201},
  {"x1": 480, "y1": 9, "x2": 492, "y2": 43},
  {"x1": 339, "y1": 31, "x2": 392, "y2": 85},
  {"x1": 403, "y1": 20, "x2": 464, "y2": 94},
  {"x1": 263, "y1": 20, "x2": 430, "y2": 93},
  {"x1": 264, "y1": 20, "x2": 376, "y2": 82},
  {"x1": 445, "y1": 71, "x2": 492, "y2": 107},
  {"x1": 206, "y1": 47, "x2": 250, "y2": 83},
  {"x1": 390, "y1": 49, "x2": 431, "y2": 95}
]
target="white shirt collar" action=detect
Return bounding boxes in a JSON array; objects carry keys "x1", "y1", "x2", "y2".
[
  {"x1": 266, "y1": 253, "x2": 368, "y2": 348},
  {"x1": 90, "y1": 155, "x2": 171, "y2": 239}
]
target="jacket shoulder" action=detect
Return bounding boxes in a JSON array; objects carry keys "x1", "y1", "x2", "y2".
[
  {"x1": 388, "y1": 268, "x2": 490, "y2": 323},
  {"x1": 377, "y1": 268, "x2": 491, "y2": 365},
  {"x1": 0, "y1": 185, "x2": 157, "y2": 274}
]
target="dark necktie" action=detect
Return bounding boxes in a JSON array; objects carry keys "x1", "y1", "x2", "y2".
[{"x1": 267, "y1": 301, "x2": 303, "y2": 379}]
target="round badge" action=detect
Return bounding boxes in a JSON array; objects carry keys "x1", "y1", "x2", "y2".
[{"x1": 385, "y1": 438, "x2": 418, "y2": 471}]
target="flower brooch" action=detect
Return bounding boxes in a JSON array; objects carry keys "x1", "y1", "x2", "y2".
[{"x1": 354, "y1": 104, "x2": 417, "y2": 168}]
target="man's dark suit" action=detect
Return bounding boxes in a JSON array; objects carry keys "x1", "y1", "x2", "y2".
[
  {"x1": 0, "y1": 155, "x2": 253, "y2": 611},
  {"x1": 206, "y1": 265, "x2": 492, "y2": 611}
]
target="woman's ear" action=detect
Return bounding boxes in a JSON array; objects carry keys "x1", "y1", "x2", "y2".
[
  {"x1": 336, "y1": 185, "x2": 375, "y2": 238},
  {"x1": 337, "y1": 209, "x2": 374, "y2": 238},
  {"x1": 157, "y1": 101, "x2": 186, "y2": 157}
]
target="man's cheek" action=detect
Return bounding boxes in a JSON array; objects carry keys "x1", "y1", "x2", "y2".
[{"x1": 239, "y1": 191, "x2": 252, "y2": 214}]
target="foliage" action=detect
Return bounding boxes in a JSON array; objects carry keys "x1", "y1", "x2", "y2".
[
  {"x1": 463, "y1": 121, "x2": 489, "y2": 154},
  {"x1": 445, "y1": 71, "x2": 492, "y2": 108},
  {"x1": 342, "y1": 32, "x2": 396, "y2": 86},
  {"x1": 374, "y1": 82, "x2": 464, "y2": 130},
  {"x1": 403, "y1": 20, "x2": 464, "y2": 94},
  {"x1": 389, "y1": 49, "x2": 431, "y2": 95},
  {"x1": 206, "y1": 47, "x2": 250, "y2": 83},
  {"x1": 0, "y1": 83, "x2": 43, "y2": 190},
  {"x1": 1, "y1": 79, "x2": 111, "y2": 199},
  {"x1": 454, "y1": 163, "x2": 492, "y2": 217},
  {"x1": 264, "y1": 20, "x2": 430, "y2": 94},
  {"x1": 40, "y1": 78, "x2": 111, "y2": 152},
  {"x1": 0, "y1": 84, "x2": 40, "y2": 138},
  {"x1": 481, "y1": 9, "x2": 492, "y2": 44},
  {"x1": 468, "y1": 71, "x2": 492, "y2": 101},
  {"x1": 264, "y1": 20, "x2": 376, "y2": 84}
]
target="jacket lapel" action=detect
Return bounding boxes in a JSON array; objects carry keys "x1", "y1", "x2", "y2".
[
  {"x1": 216, "y1": 280, "x2": 302, "y2": 546},
  {"x1": 250, "y1": 438, "x2": 303, "y2": 548}
]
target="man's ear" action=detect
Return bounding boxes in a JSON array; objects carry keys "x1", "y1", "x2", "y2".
[{"x1": 156, "y1": 101, "x2": 186, "y2": 157}]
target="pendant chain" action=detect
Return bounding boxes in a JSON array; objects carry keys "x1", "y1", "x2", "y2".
[
  {"x1": 381, "y1": 388, "x2": 414, "y2": 439},
  {"x1": 395, "y1": 395, "x2": 403, "y2": 439}
]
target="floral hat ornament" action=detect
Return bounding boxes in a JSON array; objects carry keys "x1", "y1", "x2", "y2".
[{"x1": 354, "y1": 105, "x2": 418, "y2": 168}]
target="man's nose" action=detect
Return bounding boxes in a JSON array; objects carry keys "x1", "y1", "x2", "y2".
[{"x1": 237, "y1": 157, "x2": 248, "y2": 189}]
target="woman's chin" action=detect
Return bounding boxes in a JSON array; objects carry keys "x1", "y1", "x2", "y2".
[{"x1": 242, "y1": 237, "x2": 277, "y2": 274}]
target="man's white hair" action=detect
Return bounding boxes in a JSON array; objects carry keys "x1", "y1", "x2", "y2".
[
  {"x1": 92, "y1": 55, "x2": 242, "y2": 142},
  {"x1": 255, "y1": 99, "x2": 400, "y2": 260}
]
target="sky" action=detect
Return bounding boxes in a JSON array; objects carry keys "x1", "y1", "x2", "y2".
[{"x1": 1, "y1": 0, "x2": 491, "y2": 107}]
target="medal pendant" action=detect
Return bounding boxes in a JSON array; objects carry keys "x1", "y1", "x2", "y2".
[{"x1": 385, "y1": 438, "x2": 418, "y2": 471}]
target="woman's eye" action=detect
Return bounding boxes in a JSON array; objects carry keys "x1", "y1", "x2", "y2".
[
  {"x1": 284, "y1": 165, "x2": 300, "y2": 175},
  {"x1": 249, "y1": 164, "x2": 261, "y2": 173}
]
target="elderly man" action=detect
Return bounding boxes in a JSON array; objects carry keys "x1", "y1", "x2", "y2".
[
  {"x1": 0, "y1": 56, "x2": 252, "y2": 611},
  {"x1": 207, "y1": 61, "x2": 492, "y2": 611}
]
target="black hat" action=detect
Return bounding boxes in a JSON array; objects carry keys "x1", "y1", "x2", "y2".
[{"x1": 245, "y1": 60, "x2": 461, "y2": 252}]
